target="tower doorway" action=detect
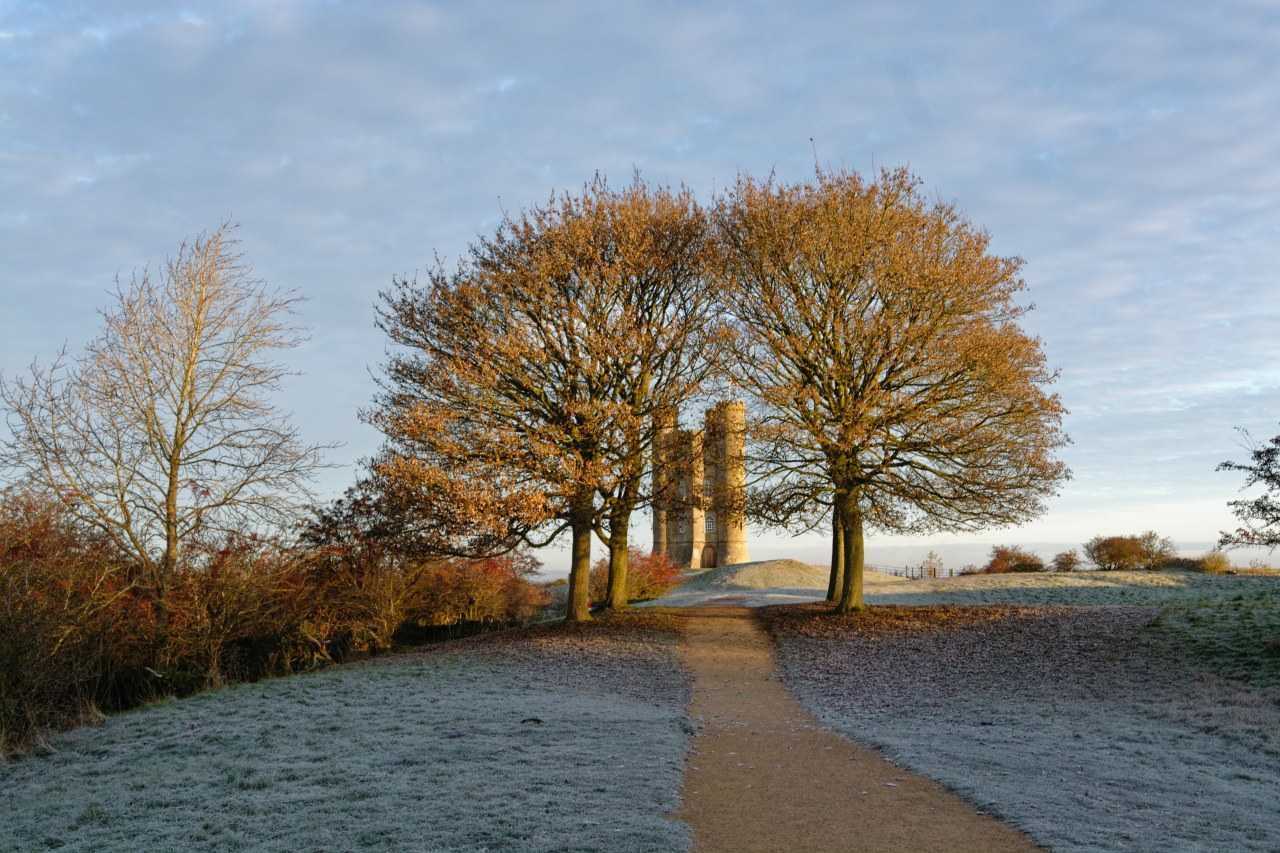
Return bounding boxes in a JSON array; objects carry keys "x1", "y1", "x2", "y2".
[{"x1": 701, "y1": 543, "x2": 718, "y2": 569}]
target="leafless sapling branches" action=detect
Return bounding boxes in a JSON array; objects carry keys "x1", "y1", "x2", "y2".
[{"x1": 1, "y1": 225, "x2": 330, "y2": 600}]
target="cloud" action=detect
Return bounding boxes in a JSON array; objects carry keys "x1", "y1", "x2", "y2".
[{"x1": 2, "y1": 0, "x2": 1278, "y2": 568}]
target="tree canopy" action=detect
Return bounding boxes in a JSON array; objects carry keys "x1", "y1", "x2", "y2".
[
  {"x1": 1218, "y1": 429, "x2": 1280, "y2": 550},
  {"x1": 367, "y1": 177, "x2": 723, "y2": 621},
  {"x1": 715, "y1": 167, "x2": 1070, "y2": 611}
]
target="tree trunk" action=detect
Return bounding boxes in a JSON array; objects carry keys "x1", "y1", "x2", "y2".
[
  {"x1": 652, "y1": 472, "x2": 668, "y2": 559},
  {"x1": 836, "y1": 497, "x2": 865, "y2": 613},
  {"x1": 826, "y1": 504, "x2": 845, "y2": 602},
  {"x1": 159, "y1": 445, "x2": 182, "y2": 617},
  {"x1": 565, "y1": 497, "x2": 594, "y2": 623},
  {"x1": 605, "y1": 509, "x2": 630, "y2": 610},
  {"x1": 163, "y1": 483, "x2": 179, "y2": 576}
]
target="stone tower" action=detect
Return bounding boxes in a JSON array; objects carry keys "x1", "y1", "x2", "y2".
[
  {"x1": 652, "y1": 401, "x2": 749, "y2": 570},
  {"x1": 705, "y1": 400, "x2": 749, "y2": 567},
  {"x1": 650, "y1": 411, "x2": 674, "y2": 559},
  {"x1": 664, "y1": 427, "x2": 705, "y2": 569}
]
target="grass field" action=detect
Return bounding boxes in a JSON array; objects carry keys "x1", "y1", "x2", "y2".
[
  {"x1": 866, "y1": 568, "x2": 1280, "y2": 607},
  {"x1": 7, "y1": 563, "x2": 1277, "y2": 853},
  {"x1": 870, "y1": 568, "x2": 1280, "y2": 689},
  {"x1": 0, "y1": 615, "x2": 693, "y2": 853},
  {"x1": 763, "y1": 568, "x2": 1280, "y2": 853},
  {"x1": 1150, "y1": 585, "x2": 1280, "y2": 688}
]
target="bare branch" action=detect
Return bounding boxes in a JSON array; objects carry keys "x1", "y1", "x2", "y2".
[{"x1": 1, "y1": 224, "x2": 333, "y2": 596}]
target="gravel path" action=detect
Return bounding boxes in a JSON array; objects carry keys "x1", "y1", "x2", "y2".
[
  {"x1": 0, "y1": 614, "x2": 693, "y2": 853},
  {"x1": 762, "y1": 604, "x2": 1280, "y2": 853},
  {"x1": 674, "y1": 606, "x2": 1038, "y2": 853}
]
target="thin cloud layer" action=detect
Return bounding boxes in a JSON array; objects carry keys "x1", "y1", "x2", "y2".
[{"x1": 2, "y1": 1, "x2": 1278, "y2": 559}]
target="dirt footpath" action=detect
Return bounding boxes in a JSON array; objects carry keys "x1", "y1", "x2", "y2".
[{"x1": 672, "y1": 606, "x2": 1040, "y2": 853}]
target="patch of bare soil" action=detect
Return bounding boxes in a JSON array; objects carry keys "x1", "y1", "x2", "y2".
[{"x1": 671, "y1": 606, "x2": 1040, "y2": 853}]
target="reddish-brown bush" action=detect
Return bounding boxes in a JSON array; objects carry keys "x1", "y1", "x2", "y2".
[
  {"x1": 304, "y1": 543, "x2": 548, "y2": 653},
  {"x1": 589, "y1": 549, "x2": 683, "y2": 603},
  {"x1": 1083, "y1": 532, "x2": 1175, "y2": 570},
  {"x1": 981, "y1": 545, "x2": 1045, "y2": 574},
  {"x1": 1051, "y1": 549, "x2": 1081, "y2": 573},
  {"x1": 161, "y1": 539, "x2": 319, "y2": 689},
  {"x1": 0, "y1": 487, "x2": 148, "y2": 752},
  {"x1": 408, "y1": 556, "x2": 548, "y2": 630},
  {"x1": 1, "y1": 483, "x2": 550, "y2": 753},
  {"x1": 300, "y1": 540, "x2": 433, "y2": 655}
]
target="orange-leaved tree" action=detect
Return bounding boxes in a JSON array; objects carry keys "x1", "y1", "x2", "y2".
[
  {"x1": 716, "y1": 168, "x2": 1070, "y2": 612},
  {"x1": 368, "y1": 177, "x2": 723, "y2": 621}
]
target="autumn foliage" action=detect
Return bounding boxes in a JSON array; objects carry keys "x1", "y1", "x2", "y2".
[
  {"x1": 1050, "y1": 550, "x2": 1082, "y2": 572},
  {"x1": 589, "y1": 549, "x2": 683, "y2": 604},
  {"x1": 1, "y1": 488, "x2": 149, "y2": 751},
  {"x1": 1083, "y1": 532, "x2": 1175, "y2": 571},
  {"x1": 3, "y1": 166, "x2": 1079, "y2": 752},
  {"x1": 0, "y1": 487, "x2": 547, "y2": 754},
  {"x1": 368, "y1": 177, "x2": 724, "y2": 622},
  {"x1": 980, "y1": 546, "x2": 1046, "y2": 574},
  {"x1": 717, "y1": 167, "x2": 1069, "y2": 611}
]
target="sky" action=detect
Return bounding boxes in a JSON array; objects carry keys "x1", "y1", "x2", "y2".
[{"x1": 2, "y1": 1, "x2": 1279, "y2": 574}]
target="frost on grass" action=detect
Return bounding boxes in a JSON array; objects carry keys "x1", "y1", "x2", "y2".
[
  {"x1": 763, "y1": 601, "x2": 1280, "y2": 853},
  {"x1": 1151, "y1": 586, "x2": 1280, "y2": 688},
  {"x1": 865, "y1": 568, "x2": 1280, "y2": 608},
  {"x1": 646, "y1": 559, "x2": 905, "y2": 607},
  {"x1": 0, "y1": 613, "x2": 693, "y2": 853}
]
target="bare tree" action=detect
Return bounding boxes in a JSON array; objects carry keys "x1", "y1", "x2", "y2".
[
  {"x1": 1, "y1": 225, "x2": 329, "y2": 602},
  {"x1": 717, "y1": 168, "x2": 1070, "y2": 612},
  {"x1": 369, "y1": 177, "x2": 723, "y2": 621}
]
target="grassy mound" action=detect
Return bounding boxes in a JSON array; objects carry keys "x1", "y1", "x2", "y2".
[{"x1": 678, "y1": 559, "x2": 905, "y2": 591}]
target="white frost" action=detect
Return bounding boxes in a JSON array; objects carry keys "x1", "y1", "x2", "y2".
[
  {"x1": 0, "y1": 631, "x2": 693, "y2": 853},
  {"x1": 766, "y1": 570, "x2": 1280, "y2": 853},
  {"x1": 645, "y1": 559, "x2": 905, "y2": 607}
]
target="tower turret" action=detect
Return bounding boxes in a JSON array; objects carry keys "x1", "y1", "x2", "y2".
[
  {"x1": 707, "y1": 400, "x2": 749, "y2": 566},
  {"x1": 665, "y1": 428, "x2": 705, "y2": 569},
  {"x1": 651, "y1": 409, "x2": 676, "y2": 556}
]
